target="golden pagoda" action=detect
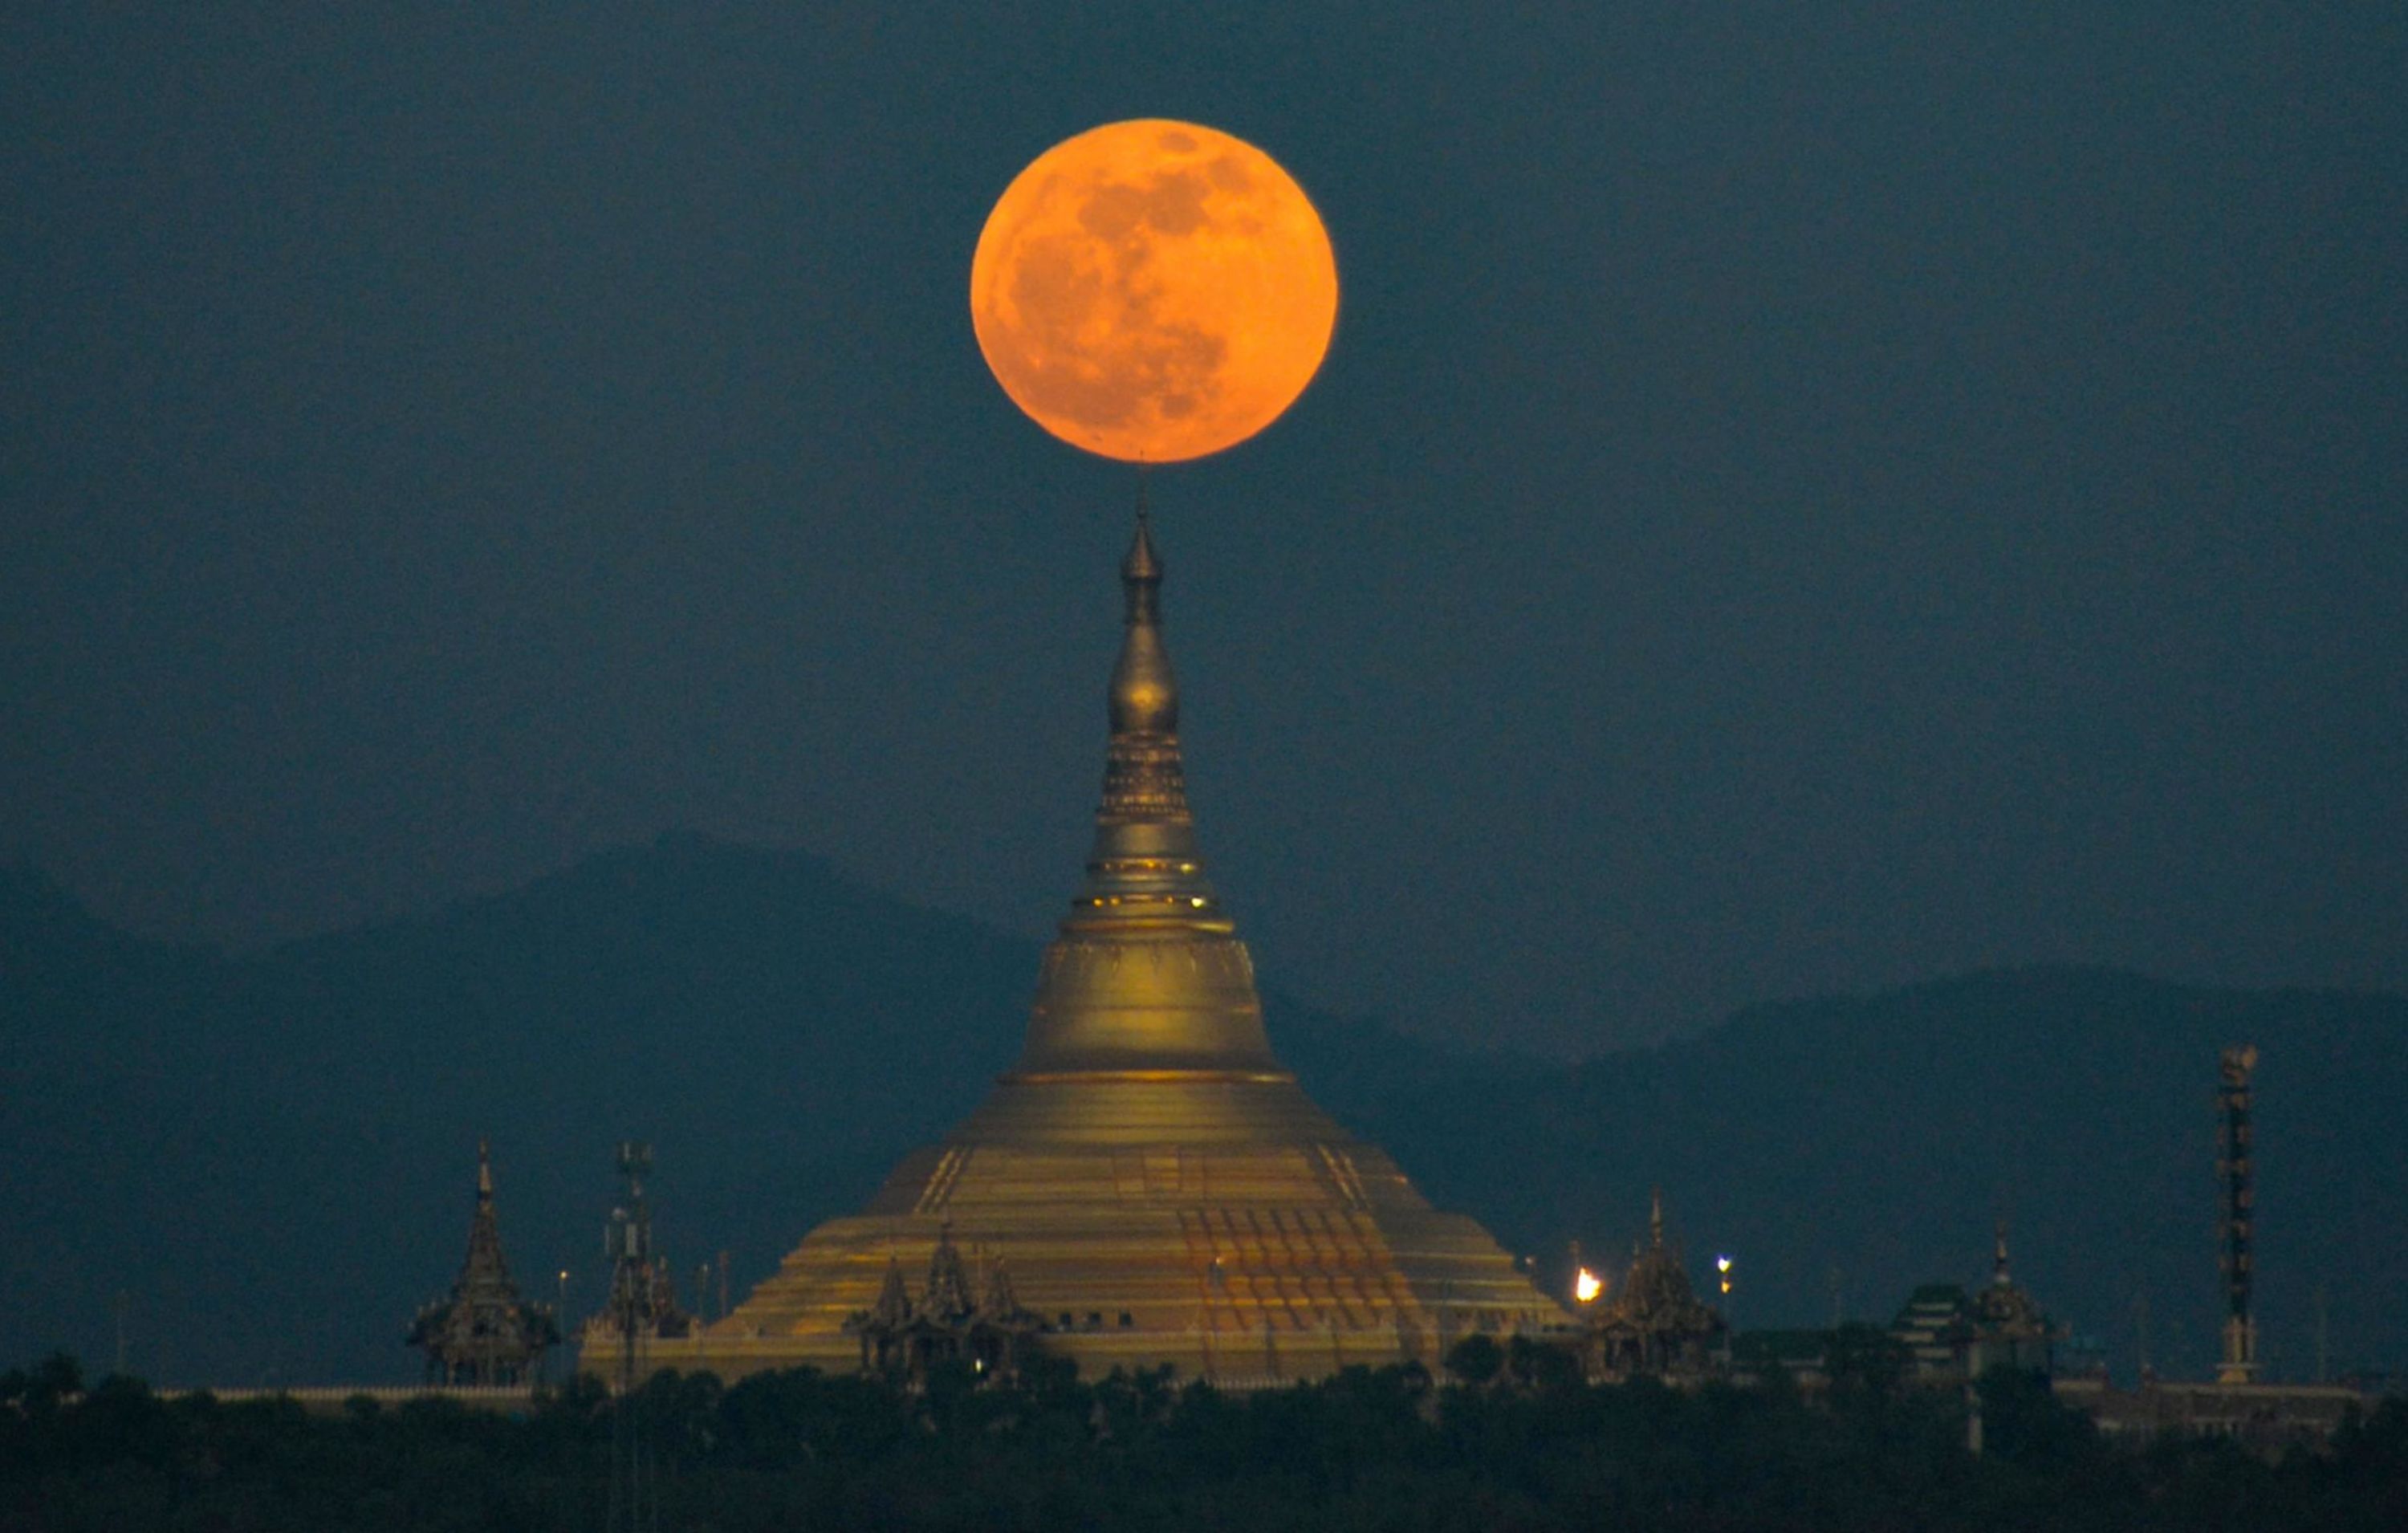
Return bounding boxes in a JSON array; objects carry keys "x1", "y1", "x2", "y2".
[{"x1": 635, "y1": 517, "x2": 1568, "y2": 1383}]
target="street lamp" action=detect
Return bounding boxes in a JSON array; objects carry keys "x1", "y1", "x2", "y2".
[
  {"x1": 1716, "y1": 1255, "x2": 1735, "y2": 1363},
  {"x1": 555, "y1": 1270, "x2": 572, "y2": 1385}
]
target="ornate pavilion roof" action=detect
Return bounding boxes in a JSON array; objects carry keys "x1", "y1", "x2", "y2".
[{"x1": 407, "y1": 1140, "x2": 559, "y2": 1386}]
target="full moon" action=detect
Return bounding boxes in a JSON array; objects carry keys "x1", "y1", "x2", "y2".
[{"x1": 970, "y1": 120, "x2": 1339, "y2": 463}]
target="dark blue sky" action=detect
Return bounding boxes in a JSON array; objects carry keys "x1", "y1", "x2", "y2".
[{"x1": 5, "y1": 4, "x2": 2402, "y2": 1054}]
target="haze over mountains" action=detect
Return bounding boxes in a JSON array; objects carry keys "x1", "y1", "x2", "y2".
[{"x1": 5, "y1": 834, "x2": 2402, "y2": 1388}]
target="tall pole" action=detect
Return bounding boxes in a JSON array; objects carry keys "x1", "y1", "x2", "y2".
[
  {"x1": 606, "y1": 1141, "x2": 657, "y2": 1533},
  {"x1": 2216, "y1": 1046, "x2": 2259, "y2": 1384},
  {"x1": 2314, "y1": 1283, "x2": 2329, "y2": 1385}
]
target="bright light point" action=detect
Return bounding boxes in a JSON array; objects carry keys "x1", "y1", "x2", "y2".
[
  {"x1": 1716, "y1": 1255, "x2": 1732, "y2": 1273},
  {"x1": 1574, "y1": 1267, "x2": 1603, "y2": 1303}
]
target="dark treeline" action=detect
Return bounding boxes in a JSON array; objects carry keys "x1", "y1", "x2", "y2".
[{"x1": 3, "y1": 1351, "x2": 2405, "y2": 1532}]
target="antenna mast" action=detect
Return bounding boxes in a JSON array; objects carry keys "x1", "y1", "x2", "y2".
[
  {"x1": 2215, "y1": 1046, "x2": 2259, "y2": 1384},
  {"x1": 605, "y1": 1141, "x2": 661, "y2": 1533}
]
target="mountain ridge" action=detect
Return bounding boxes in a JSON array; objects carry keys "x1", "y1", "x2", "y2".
[{"x1": 2, "y1": 840, "x2": 2399, "y2": 1387}]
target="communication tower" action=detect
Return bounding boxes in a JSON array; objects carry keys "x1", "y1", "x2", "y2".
[
  {"x1": 604, "y1": 1141, "x2": 663, "y2": 1533},
  {"x1": 2215, "y1": 1046, "x2": 2258, "y2": 1384}
]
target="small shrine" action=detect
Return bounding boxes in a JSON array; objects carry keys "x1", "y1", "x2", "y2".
[
  {"x1": 1964, "y1": 1222, "x2": 2060, "y2": 1375},
  {"x1": 1891, "y1": 1222, "x2": 2064, "y2": 1381},
  {"x1": 407, "y1": 1140, "x2": 560, "y2": 1385},
  {"x1": 845, "y1": 1223, "x2": 1043, "y2": 1382},
  {"x1": 1583, "y1": 1191, "x2": 1727, "y2": 1378}
]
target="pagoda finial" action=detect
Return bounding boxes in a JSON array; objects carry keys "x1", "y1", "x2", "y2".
[
  {"x1": 1108, "y1": 507, "x2": 1173, "y2": 737},
  {"x1": 477, "y1": 1137, "x2": 494, "y2": 1202},
  {"x1": 1993, "y1": 1218, "x2": 2011, "y2": 1286},
  {"x1": 1650, "y1": 1188, "x2": 1666, "y2": 1250}
]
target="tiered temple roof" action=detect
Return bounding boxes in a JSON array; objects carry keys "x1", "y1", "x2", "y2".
[
  {"x1": 1583, "y1": 1190, "x2": 1726, "y2": 1376},
  {"x1": 1890, "y1": 1222, "x2": 2062, "y2": 1380},
  {"x1": 407, "y1": 1141, "x2": 559, "y2": 1385}
]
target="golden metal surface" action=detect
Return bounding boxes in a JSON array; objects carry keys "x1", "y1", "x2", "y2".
[{"x1": 635, "y1": 518, "x2": 1570, "y2": 1384}]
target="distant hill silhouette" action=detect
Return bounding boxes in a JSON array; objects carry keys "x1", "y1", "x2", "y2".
[{"x1": 4, "y1": 836, "x2": 2402, "y2": 1386}]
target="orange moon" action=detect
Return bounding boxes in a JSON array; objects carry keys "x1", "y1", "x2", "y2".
[{"x1": 970, "y1": 120, "x2": 1339, "y2": 463}]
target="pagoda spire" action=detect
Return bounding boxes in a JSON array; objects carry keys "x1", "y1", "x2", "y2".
[
  {"x1": 925, "y1": 1220, "x2": 976, "y2": 1320},
  {"x1": 461, "y1": 1137, "x2": 508, "y2": 1287},
  {"x1": 872, "y1": 1255, "x2": 913, "y2": 1328},
  {"x1": 1006, "y1": 514, "x2": 1284, "y2": 1078},
  {"x1": 675, "y1": 511, "x2": 1577, "y2": 1385}
]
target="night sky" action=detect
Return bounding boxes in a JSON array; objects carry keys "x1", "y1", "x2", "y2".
[{"x1": 6, "y1": 5, "x2": 2402, "y2": 1055}]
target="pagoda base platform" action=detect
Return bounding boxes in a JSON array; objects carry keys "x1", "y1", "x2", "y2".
[{"x1": 588, "y1": 1080, "x2": 1571, "y2": 1386}]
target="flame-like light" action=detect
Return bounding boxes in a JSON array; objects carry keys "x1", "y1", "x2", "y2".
[{"x1": 1574, "y1": 1267, "x2": 1603, "y2": 1303}]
